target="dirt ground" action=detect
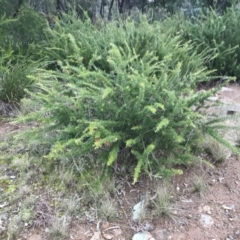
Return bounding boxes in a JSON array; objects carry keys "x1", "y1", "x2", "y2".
[{"x1": 1, "y1": 84, "x2": 240, "y2": 240}]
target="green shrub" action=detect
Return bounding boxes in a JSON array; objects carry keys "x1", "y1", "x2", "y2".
[
  {"x1": 38, "y1": 12, "x2": 215, "y2": 77},
  {"x1": 18, "y1": 15, "x2": 235, "y2": 183},
  {"x1": 0, "y1": 48, "x2": 38, "y2": 107},
  {"x1": 0, "y1": 6, "x2": 47, "y2": 108},
  {"x1": 162, "y1": 6, "x2": 240, "y2": 78},
  {"x1": 0, "y1": 6, "x2": 47, "y2": 53}
]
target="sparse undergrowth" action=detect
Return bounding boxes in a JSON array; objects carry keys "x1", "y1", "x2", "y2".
[{"x1": 0, "y1": 113, "x2": 240, "y2": 239}]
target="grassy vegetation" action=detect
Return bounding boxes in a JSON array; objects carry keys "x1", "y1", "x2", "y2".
[
  {"x1": 1, "y1": 3, "x2": 240, "y2": 239},
  {"x1": 191, "y1": 175, "x2": 208, "y2": 195}
]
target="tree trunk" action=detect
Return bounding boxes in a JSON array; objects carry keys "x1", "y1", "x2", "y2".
[
  {"x1": 108, "y1": 0, "x2": 114, "y2": 20},
  {"x1": 92, "y1": 0, "x2": 98, "y2": 24},
  {"x1": 13, "y1": 0, "x2": 25, "y2": 17}
]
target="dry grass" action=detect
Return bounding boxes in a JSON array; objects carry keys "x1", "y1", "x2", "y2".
[
  {"x1": 152, "y1": 185, "x2": 173, "y2": 217},
  {"x1": 201, "y1": 136, "x2": 231, "y2": 163},
  {"x1": 191, "y1": 175, "x2": 207, "y2": 195},
  {"x1": 7, "y1": 215, "x2": 22, "y2": 240},
  {"x1": 48, "y1": 216, "x2": 70, "y2": 239},
  {"x1": 61, "y1": 195, "x2": 81, "y2": 216},
  {"x1": 98, "y1": 196, "x2": 118, "y2": 221}
]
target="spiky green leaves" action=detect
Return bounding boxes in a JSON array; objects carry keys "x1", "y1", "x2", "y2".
[{"x1": 17, "y1": 17, "x2": 236, "y2": 184}]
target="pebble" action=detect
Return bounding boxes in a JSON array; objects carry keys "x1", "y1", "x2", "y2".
[
  {"x1": 221, "y1": 87, "x2": 234, "y2": 92},
  {"x1": 200, "y1": 214, "x2": 214, "y2": 228},
  {"x1": 227, "y1": 234, "x2": 234, "y2": 240},
  {"x1": 27, "y1": 234, "x2": 42, "y2": 240},
  {"x1": 172, "y1": 210, "x2": 178, "y2": 215},
  {"x1": 132, "y1": 232, "x2": 155, "y2": 240},
  {"x1": 203, "y1": 205, "x2": 212, "y2": 215},
  {"x1": 152, "y1": 229, "x2": 171, "y2": 240}
]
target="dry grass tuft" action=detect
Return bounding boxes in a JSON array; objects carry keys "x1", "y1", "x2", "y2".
[
  {"x1": 201, "y1": 136, "x2": 231, "y2": 163},
  {"x1": 48, "y1": 216, "x2": 70, "y2": 239},
  {"x1": 191, "y1": 175, "x2": 207, "y2": 195},
  {"x1": 98, "y1": 196, "x2": 118, "y2": 221},
  {"x1": 152, "y1": 185, "x2": 173, "y2": 217}
]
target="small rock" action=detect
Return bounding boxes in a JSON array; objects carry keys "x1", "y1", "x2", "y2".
[
  {"x1": 132, "y1": 201, "x2": 145, "y2": 221},
  {"x1": 0, "y1": 202, "x2": 8, "y2": 209},
  {"x1": 221, "y1": 87, "x2": 233, "y2": 92},
  {"x1": 218, "y1": 177, "x2": 224, "y2": 183},
  {"x1": 27, "y1": 234, "x2": 42, "y2": 240},
  {"x1": 200, "y1": 214, "x2": 214, "y2": 228},
  {"x1": 172, "y1": 210, "x2": 178, "y2": 215},
  {"x1": 44, "y1": 228, "x2": 49, "y2": 233},
  {"x1": 152, "y1": 229, "x2": 171, "y2": 240},
  {"x1": 208, "y1": 96, "x2": 219, "y2": 101},
  {"x1": 180, "y1": 198, "x2": 193, "y2": 203},
  {"x1": 103, "y1": 228, "x2": 122, "y2": 239},
  {"x1": 203, "y1": 205, "x2": 212, "y2": 215},
  {"x1": 102, "y1": 233, "x2": 114, "y2": 239},
  {"x1": 132, "y1": 232, "x2": 155, "y2": 240},
  {"x1": 227, "y1": 234, "x2": 234, "y2": 240},
  {"x1": 142, "y1": 222, "x2": 154, "y2": 231},
  {"x1": 222, "y1": 205, "x2": 233, "y2": 211},
  {"x1": 230, "y1": 204, "x2": 235, "y2": 210}
]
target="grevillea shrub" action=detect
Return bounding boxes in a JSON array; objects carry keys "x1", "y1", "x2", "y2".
[
  {"x1": 18, "y1": 17, "x2": 238, "y2": 183},
  {"x1": 161, "y1": 5, "x2": 240, "y2": 79}
]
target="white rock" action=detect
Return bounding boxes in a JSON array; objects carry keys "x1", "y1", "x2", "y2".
[
  {"x1": 132, "y1": 232, "x2": 155, "y2": 240},
  {"x1": 132, "y1": 201, "x2": 145, "y2": 221},
  {"x1": 200, "y1": 214, "x2": 214, "y2": 228},
  {"x1": 220, "y1": 87, "x2": 233, "y2": 92},
  {"x1": 208, "y1": 96, "x2": 219, "y2": 101}
]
